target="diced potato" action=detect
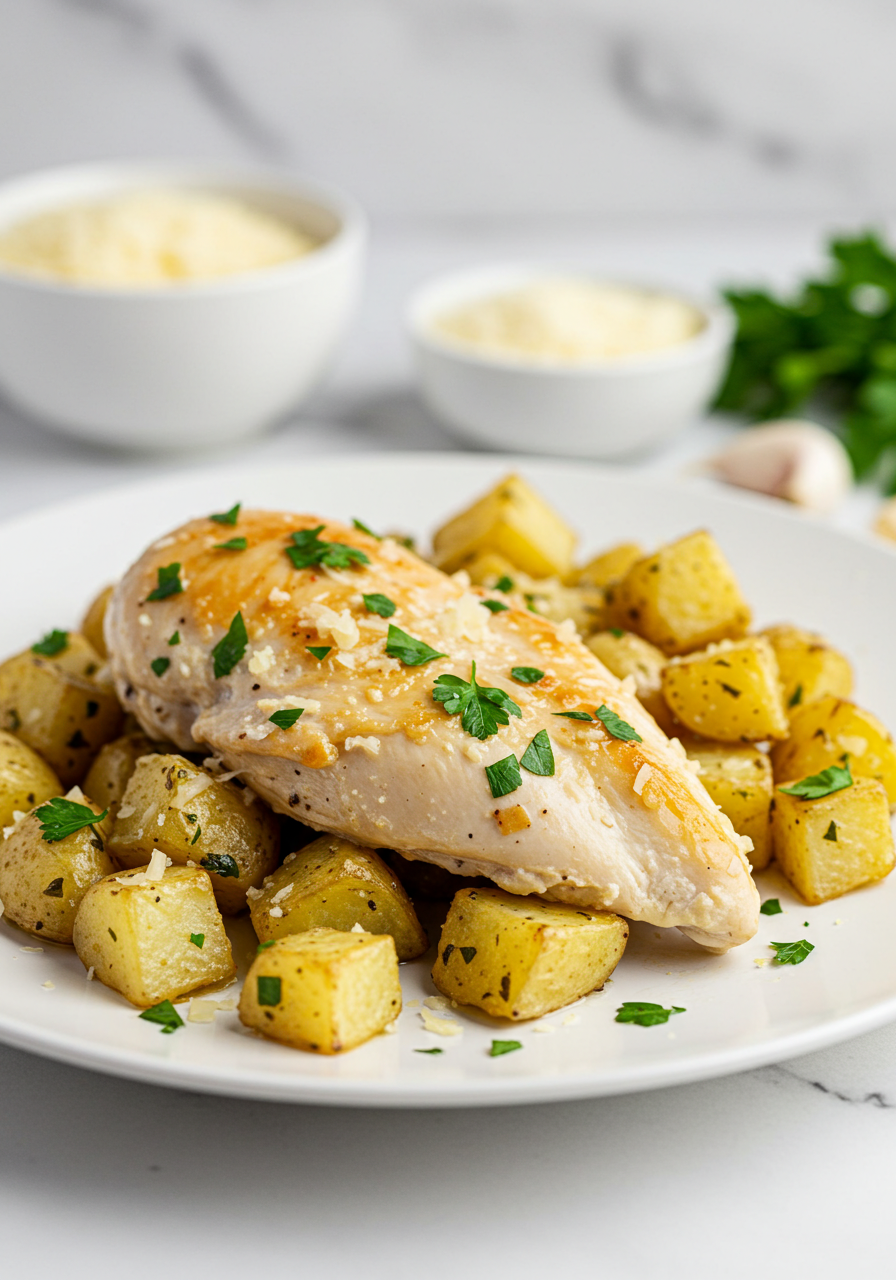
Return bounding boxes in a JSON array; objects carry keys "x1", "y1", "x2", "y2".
[
  {"x1": 772, "y1": 776, "x2": 895, "y2": 904},
  {"x1": 432, "y1": 473, "x2": 577, "y2": 581},
  {"x1": 238, "y1": 927, "x2": 402, "y2": 1054},
  {"x1": 761, "y1": 625, "x2": 853, "y2": 718},
  {"x1": 661, "y1": 637, "x2": 789, "y2": 742},
  {"x1": 249, "y1": 835, "x2": 427, "y2": 959},
  {"x1": 0, "y1": 795, "x2": 113, "y2": 943},
  {"x1": 431, "y1": 888, "x2": 628, "y2": 1021},
  {"x1": 607, "y1": 530, "x2": 751, "y2": 655},
  {"x1": 771, "y1": 696, "x2": 896, "y2": 806},
  {"x1": 461, "y1": 552, "x2": 518, "y2": 587},
  {"x1": 0, "y1": 729, "x2": 62, "y2": 829},
  {"x1": 586, "y1": 629, "x2": 677, "y2": 734},
  {"x1": 73, "y1": 864, "x2": 235, "y2": 1006},
  {"x1": 83, "y1": 733, "x2": 159, "y2": 823},
  {"x1": 577, "y1": 541, "x2": 644, "y2": 588},
  {"x1": 109, "y1": 754, "x2": 280, "y2": 913},
  {"x1": 0, "y1": 646, "x2": 123, "y2": 786},
  {"x1": 81, "y1": 585, "x2": 115, "y2": 659},
  {"x1": 685, "y1": 742, "x2": 774, "y2": 871}
]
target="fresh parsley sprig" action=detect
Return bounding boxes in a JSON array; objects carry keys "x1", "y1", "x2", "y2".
[
  {"x1": 147, "y1": 563, "x2": 184, "y2": 602},
  {"x1": 385, "y1": 625, "x2": 445, "y2": 666},
  {"x1": 214, "y1": 537, "x2": 247, "y2": 551},
  {"x1": 212, "y1": 612, "x2": 248, "y2": 678},
  {"x1": 139, "y1": 999, "x2": 184, "y2": 1034},
  {"x1": 511, "y1": 666, "x2": 544, "y2": 684},
  {"x1": 489, "y1": 1039, "x2": 522, "y2": 1057},
  {"x1": 595, "y1": 704, "x2": 642, "y2": 743},
  {"x1": 210, "y1": 503, "x2": 241, "y2": 526},
  {"x1": 269, "y1": 708, "x2": 304, "y2": 729},
  {"x1": 615, "y1": 1002, "x2": 685, "y2": 1027},
  {"x1": 286, "y1": 525, "x2": 370, "y2": 571},
  {"x1": 432, "y1": 662, "x2": 521, "y2": 741},
  {"x1": 779, "y1": 764, "x2": 852, "y2": 800},
  {"x1": 32, "y1": 630, "x2": 68, "y2": 656},
  {"x1": 760, "y1": 898, "x2": 783, "y2": 916},
  {"x1": 35, "y1": 796, "x2": 108, "y2": 843},
  {"x1": 485, "y1": 754, "x2": 522, "y2": 798},
  {"x1": 770, "y1": 939, "x2": 814, "y2": 965},
  {"x1": 363, "y1": 592, "x2": 396, "y2": 618},
  {"x1": 520, "y1": 729, "x2": 555, "y2": 776}
]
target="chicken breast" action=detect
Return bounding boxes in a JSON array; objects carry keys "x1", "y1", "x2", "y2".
[{"x1": 105, "y1": 510, "x2": 759, "y2": 951}]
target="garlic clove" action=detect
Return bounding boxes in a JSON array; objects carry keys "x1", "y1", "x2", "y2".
[{"x1": 708, "y1": 420, "x2": 852, "y2": 513}]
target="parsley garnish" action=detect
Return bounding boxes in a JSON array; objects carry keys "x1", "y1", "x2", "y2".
[
  {"x1": 385, "y1": 625, "x2": 446, "y2": 666},
  {"x1": 201, "y1": 853, "x2": 239, "y2": 878},
  {"x1": 770, "y1": 939, "x2": 814, "y2": 965},
  {"x1": 257, "y1": 940, "x2": 276, "y2": 952},
  {"x1": 824, "y1": 820, "x2": 838, "y2": 841},
  {"x1": 257, "y1": 975, "x2": 281, "y2": 1006},
  {"x1": 32, "y1": 629, "x2": 68, "y2": 656},
  {"x1": 482, "y1": 599, "x2": 509, "y2": 613},
  {"x1": 609, "y1": 628, "x2": 625, "y2": 638},
  {"x1": 307, "y1": 646, "x2": 332, "y2": 661},
  {"x1": 352, "y1": 518, "x2": 381, "y2": 539},
  {"x1": 595, "y1": 704, "x2": 642, "y2": 742},
  {"x1": 150, "y1": 657, "x2": 170, "y2": 677},
  {"x1": 520, "y1": 730, "x2": 555, "y2": 776},
  {"x1": 615, "y1": 1002, "x2": 685, "y2": 1026},
  {"x1": 190, "y1": 825, "x2": 202, "y2": 845},
  {"x1": 269, "y1": 708, "x2": 304, "y2": 729},
  {"x1": 495, "y1": 575, "x2": 514, "y2": 593},
  {"x1": 214, "y1": 536, "x2": 247, "y2": 551},
  {"x1": 511, "y1": 666, "x2": 544, "y2": 684},
  {"x1": 779, "y1": 764, "x2": 853, "y2": 800},
  {"x1": 789, "y1": 683, "x2": 803, "y2": 708},
  {"x1": 210, "y1": 503, "x2": 241, "y2": 526},
  {"x1": 139, "y1": 999, "x2": 184, "y2": 1034},
  {"x1": 554, "y1": 710, "x2": 594, "y2": 721},
  {"x1": 190, "y1": 933, "x2": 205, "y2": 948},
  {"x1": 35, "y1": 796, "x2": 108, "y2": 843},
  {"x1": 415, "y1": 1048, "x2": 444, "y2": 1055},
  {"x1": 760, "y1": 898, "x2": 783, "y2": 916},
  {"x1": 363, "y1": 592, "x2": 396, "y2": 618},
  {"x1": 286, "y1": 525, "x2": 370, "y2": 571},
  {"x1": 489, "y1": 1039, "x2": 522, "y2": 1057},
  {"x1": 168, "y1": 631, "x2": 181, "y2": 646},
  {"x1": 485, "y1": 754, "x2": 522, "y2": 798},
  {"x1": 147, "y1": 563, "x2": 183, "y2": 601},
  {"x1": 432, "y1": 661, "x2": 521, "y2": 740},
  {"x1": 212, "y1": 611, "x2": 248, "y2": 678}
]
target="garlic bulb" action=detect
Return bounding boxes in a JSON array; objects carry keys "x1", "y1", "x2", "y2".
[{"x1": 708, "y1": 421, "x2": 852, "y2": 513}]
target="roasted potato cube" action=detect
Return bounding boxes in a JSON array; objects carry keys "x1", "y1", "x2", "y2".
[
  {"x1": 686, "y1": 742, "x2": 774, "y2": 871},
  {"x1": 109, "y1": 754, "x2": 280, "y2": 912},
  {"x1": 607, "y1": 530, "x2": 751, "y2": 655},
  {"x1": 81, "y1": 585, "x2": 115, "y2": 659},
  {"x1": 772, "y1": 776, "x2": 895, "y2": 904},
  {"x1": 432, "y1": 473, "x2": 577, "y2": 580},
  {"x1": 73, "y1": 863, "x2": 235, "y2": 1006},
  {"x1": 577, "y1": 541, "x2": 644, "y2": 588},
  {"x1": 83, "y1": 734, "x2": 159, "y2": 824},
  {"x1": 586, "y1": 629, "x2": 676, "y2": 734},
  {"x1": 761, "y1": 625, "x2": 854, "y2": 718},
  {"x1": 661, "y1": 637, "x2": 789, "y2": 742},
  {"x1": 771, "y1": 696, "x2": 896, "y2": 806},
  {"x1": 0, "y1": 794, "x2": 113, "y2": 943},
  {"x1": 461, "y1": 552, "x2": 519, "y2": 588},
  {"x1": 249, "y1": 834, "x2": 428, "y2": 960},
  {"x1": 431, "y1": 888, "x2": 628, "y2": 1021},
  {"x1": 238, "y1": 927, "x2": 402, "y2": 1053},
  {"x1": 0, "y1": 729, "x2": 62, "y2": 829}
]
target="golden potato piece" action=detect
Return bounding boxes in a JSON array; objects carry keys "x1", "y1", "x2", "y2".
[
  {"x1": 81, "y1": 585, "x2": 115, "y2": 659},
  {"x1": 431, "y1": 888, "x2": 628, "y2": 1021},
  {"x1": 239, "y1": 927, "x2": 402, "y2": 1054},
  {"x1": 0, "y1": 794, "x2": 113, "y2": 943},
  {"x1": 249, "y1": 834, "x2": 428, "y2": 960},
  {"x1": 771, "y1": 696, "x2": 896, "y2": 806},
  {"x1": 461, "y1": 552, "x2": 518, "y2": 587},
  {"x1": 662, "y1": 637, "x2": 789, "y2": 743},
  {"x1": 607, "y1": 530, "x2": 751, "y2": 655},
  {"x1": 577, "y1": 541, "x2": 644, "y2": 588},
  {"x1": 0, "y1": 729, "x2": 61, "y2": 829},
  {"x1": 773, "y1": 776, "x2": 894, "y2": 904},
  {"x1": 761, "y1": 625, "x2": 853, "y2": 718},
  {"x1": 83, "y1": 733, "x2": 158, "y2": 823},
  {"x1": 686, "y1": 742, "x2": 774, "y2": 871},
  {"x1": 73, "y1": 863, "x2": 235, "y2": 1006},
  {"x1": 432, "y1": 473, "x2": 576, "y2": 581},
  {"x1": 586, "y1": 629, "x2": 676, "y2": 734},
  {"x1": 109, "y1": 754, "x2": 280, "y2": 913}
]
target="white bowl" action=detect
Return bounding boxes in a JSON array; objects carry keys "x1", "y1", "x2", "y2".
[
  {"x1": 0, "y1": 163, "x2": 367, "y2": 450},
  {"x1": 408, "y1": 265, "x2": 734, "y2": 458}
]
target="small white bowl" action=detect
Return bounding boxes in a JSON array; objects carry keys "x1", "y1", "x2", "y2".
[
  {"x1": 408, "y1": 265, "x2": 734, "y2": 458},
  {"x1": 0, "y1": 163, "x2": 366, "y2": 450}
]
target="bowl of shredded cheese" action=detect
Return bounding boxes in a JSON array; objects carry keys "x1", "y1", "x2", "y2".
[
  {"x1": 0, "y1": 163, "x2": 366, "y2": 448},
  {"x1": 409, "y1": 265, "x2": 733, "y2": 458}
]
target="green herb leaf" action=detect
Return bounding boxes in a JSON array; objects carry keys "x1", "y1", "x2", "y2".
[
  {"x1": 553, "y1": 710, "x2": 594, "y2": 721},
  {"x1": 594, "y1": 704, "x2": 642, "y2": 742},
  {"x1": 489, "y1": 1039, "x2": 522, "y2": 1057},
  {"x1": 210, "y1": 503, "x2": 241, "y2": 526},
  {"x1": 459, "y1": 946, "x2": 477, "y2": 963},
  {"x1": 824, "y1": 820, "x2": 838, "y2": 841},
  {"x1": 482, "y1": 599, "x2": 509, "y2": 613},
  {"x1": 150, "y1": 657, "x2": 170, "y2": 677},
  {"x1": 257, "y1": 940, "x2": 276, "y2": 952},
  {"x1": 385, "y1": 625, "x2": 446, "y2": 666},
  {"x1": 32, "y1": 629, "x2": 68, "y2": 656},
  {"x1": 286, "y1": 525, "x2": 370, "y2": 571},
  {"x1": 760, "y1": 898, "x2": 783, "y2": 916},
  {"x1": 269, "y1": 708, "x2": 304, "y2": 729},
  {"x1": 139, "y1": 999, "x2": 184, "y2": 1034},
  {"x1": 352, "y1": 518, "x2": 381, "y2": 539},
  {"x1": 35, "y1": 796, "x2": 108, "y2": 843},
  {"x1": 200, "y1": 853, "x2": 239, "y2": 878},
  {"x1": 257, "y1": 975, "x2": 281, "y2": 1006},
  {"x1": 214, "y1": 536, "x2": 248, "y2": 551},
  {"x1": 307, "y1": 646, "x2": 331, "y2": 661},
  {"x1": 415, "y1": 1047, "x2": 444, "y2": 1055},
  {"x1": 485, "y1": 754, "x2": 522, "y2": 798},
  {"x1": 789, "y1": 683, "x2": 803, "y2": 708},
  {"x1": 168, "y1": 630, "x2": 181, "y2": 646},
  {"x1": 363, "y1": 592, "x2": 396, "y2": 618},
  {"x1": 511, "y1": 666, "x2": 544, "y2": 685},
  {"x1": 615, "y1": 1002, "x2": 686, "y2": 1027},
  {"x1": 432, "y1": 661, "x2": 521, "y2": 740},
  {"x1": 190, "y1": 933, "x2": 205, "y2": 948},
  {"x1": 495, "y1": 575, "x2": 514, "y2": 593},
  {"x1": 43, "y1": 877, "x2": 64, "y2": 897},
  {"x1": 146, "y1": 563, "x2": 183, "y2": 601},
  {"x1": 520, "y1": 729, "x2": 555, "y2": 776},
  {"x1": 190, "y1": 825, "x2": 202, "y2": 845},
  {"x1": 609, "y1": 628, "x2": 625, "y2": 638},
  {"x1": 770, "y1": 939, "x2": 815, "y2": 965},
  {"x1": 212, "y1": 611, "x2": 248, "y2": 678},
  {"x1": 779, "y1": 764, "x2": 853, "y2": 800}
]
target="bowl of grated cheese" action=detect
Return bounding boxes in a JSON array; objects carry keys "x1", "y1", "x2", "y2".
[
  {"x1": 408, "y1": 265, "x2": 733, "y2": 458},
  {"x1": 0, "y1": 162, "x2": 366, "y2": 449}
]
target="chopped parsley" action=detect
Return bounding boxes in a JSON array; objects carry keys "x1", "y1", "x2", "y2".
[
  {"x1": 760, "y1": 898, "x2": 783, "y2": 916},
  {"x1": 35, "y1": 796, "x2": 108, "y2": 843},
  {"x1": 167, "y1": 630, "x2": 181, "y2": 646},
  {"x1": 594, "y1": 704, "x2": 642, "y2": 743},
  {"x1": 212, "y1": 611, "x2": 248, "y2": 678},
  {"x1": 779, "y1": 763, "x2": 853, "y2": 800},
  {"x1": 201, "y1": 853, "x2": 239, "y2": 878},
  {"x1": 615, "y1": 1002, "x2": 685, "y2": 1026},
  {"x1": 494, "y1": 575, "x2": 514, "y2": 593},
  {"x1": 385, "y1": 625, "x2": 446, "y2": 666},
  {"x1": 269, "y1": 708, "x2": 304, "y2": 729},
  {"x1": 609, "y1": 628, "x2": 625, "y2": 638},
  {"x1": 554, "y1": 710, "x2": 594, "y2": 721},
  {"x1": 286, "y1": 525, "x2": 370, "y2": 571},
  {"x1": 362, "y1": 592, "x2": 396, "y2": 618},
  {"x1": 352, "y1": 518, "x2": 381, "y2": 539},
  {"x1": 214, "y1": 536, "x2": 248, "y2": 551},
  {"x1": 209, "y1": 503, "x2": 241, "y2": 526},
  {"x1": 824, "y1": 820, "x2": 838, "y2": 841},
  {"x1": 482, "y1": 599, "x2": 509, "y2": 613},
  {"x1": 520, "y1": 729, "x2": 555, "y2": 776},
  {"x1": 415, "y1": 1047, "x2": 444, "y2": 1055},
  {"x1": 307, "y1": 646, "x2": 332, "y2": 661},
  {"x1": 489, "y1": 1039, "x2": 522, "y2": 1057},
  {"x1": 257, "y1": 940, "x2": 276, "y2": 952},
  {"x1": 43, "y1": 877, "x2": 64, "y2": 898},
  {"x1": 789, "y1": 684, "x2": 803, "y2": 708},
  {"x1": 770, "y1": 939, "x2": 815, "y2": 965},
  {"x1": 146, "y1": 563, "x2": 183, "y2": 601},
  {"x1": 190, "y1": 933, "x2": 205, "y2": 948},
  {"x1": 460, "y1": 946, "x2": 477, "y2": 963},
  {"x1": 485, "y1": 754, "x2": 522, "y2": 798},
  {"x1": 432, "y1": 661, "x2": 521, "y2": 740},
  {"x1": 257, "y1": 975, "x2": 281, "y2": 1006},
  {"x1": 31, "y1": 629, "x2": 68, "y2": 656},
  {"x1": 511, "y1": 666, "x2": 544, "y2": 685},
  {"x1": 150, "y1": 657, "x2": 170, "y2": 677},
  {"x1": 139, "y1": 999, "x2": 184, "y2": 1034},
  {"x1": 190, "y1": 825, "x2": 202, "y2": 845}
]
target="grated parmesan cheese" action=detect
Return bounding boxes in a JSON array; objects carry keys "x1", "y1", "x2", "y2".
[
  {"x1": 420, "y1": 1008, "x2": 462, "y2": 1036},
  {"x1": 633, "y1": 763, "x2": 652, "y2": 796}
]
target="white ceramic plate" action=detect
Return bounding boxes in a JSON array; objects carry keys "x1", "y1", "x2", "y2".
[{"x1": 1, "y1": 454, "x2": 894, "y2": 1107}]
